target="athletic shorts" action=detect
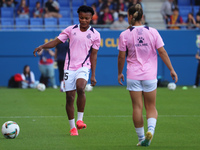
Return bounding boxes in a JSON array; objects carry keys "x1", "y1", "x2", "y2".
[
  {"x1": 63, "y1": 67, "x2": 90, "y2": 92},
  {"x1": 127, "y1": 79, "x2": 157, "y2": 92}
]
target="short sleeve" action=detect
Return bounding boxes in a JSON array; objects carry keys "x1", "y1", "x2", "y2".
[
  {"x1": 57, "y1": 27, "x2": 71, "y2": 43},
  {"x1": 118, "y1": 32, "x2": 127, "y2": 51},
  {"x1": 92, "y1": 32, "x2": 101, "y2": 50},
  {"x1": 154, "y1": 29, "x2": 164, "y2": 49}
]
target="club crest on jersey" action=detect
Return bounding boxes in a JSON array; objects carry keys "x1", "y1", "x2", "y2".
[
  {"x1": 87, "y1": 34, "x2": 91, "y2": 39},
  {"x1": 73, "y1": 32, "x2": 76, "y2": 36}
]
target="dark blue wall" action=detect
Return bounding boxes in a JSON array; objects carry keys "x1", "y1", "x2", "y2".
[{"x1": 0, "y1": 29, "x2": 199, "y2": 86}]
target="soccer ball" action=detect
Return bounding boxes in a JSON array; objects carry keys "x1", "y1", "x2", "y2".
[
  {"x1": 37, "y1": 83, "x2": 46, "y2": 91},
  {"x1": 85, "y1": 84, "x2": 93, "y2": 92},
  {"x1": 1, "y1": 121, "x2": 20, "y2": 139},
  {"x1": 167, "y1": 82, "x2": 176, "y2": 90}
]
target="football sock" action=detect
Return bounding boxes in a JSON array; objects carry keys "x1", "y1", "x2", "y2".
[
  {"x1": 77, "y1": 112, "x2": 84, "y2": 121},
  {"x1": 69, "y1": 119, "x2": 76, "y2": 129},
  {"x1": 147, "y1": 118, "x2": 157, "y2": 136},
  {"x1": 135, "y1": 127, "x2": 145, "y2": 142}
]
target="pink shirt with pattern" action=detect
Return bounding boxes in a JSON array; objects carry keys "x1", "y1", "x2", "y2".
[
  {"x1": 118, "y1": 25, "x2": 164, "y2": 80},
  {"x1": 57, "y1": 24, "x2": 101, "y2": 70}
]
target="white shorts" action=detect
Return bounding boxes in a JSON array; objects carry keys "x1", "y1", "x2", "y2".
[
  {"x1": 63, "y1": 67, "x2": 90, "y2": 91},
  {"x1": 127, "y1": 79, "x2": 157, "y2": 92}
]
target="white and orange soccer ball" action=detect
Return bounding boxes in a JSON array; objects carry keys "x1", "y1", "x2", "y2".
[{"x1": 1, "y1": 121, "x2": 20, "y2": 139}]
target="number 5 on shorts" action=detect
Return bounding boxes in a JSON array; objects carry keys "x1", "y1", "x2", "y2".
[{"x1": 64, "y1": 72, "x2": 69, "y2": 80}]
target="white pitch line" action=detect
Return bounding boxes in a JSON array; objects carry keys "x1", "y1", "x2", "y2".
[{"x1": 0, "y1": 115, "x2": 199, "y2": 119}]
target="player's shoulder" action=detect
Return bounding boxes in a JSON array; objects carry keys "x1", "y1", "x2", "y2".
[
  {"x1": 119, "y1": 28, "x2": 130, "y2": 38},
  {"x1": 90, "y1": 27, "x2": 100, "y2": 35}
]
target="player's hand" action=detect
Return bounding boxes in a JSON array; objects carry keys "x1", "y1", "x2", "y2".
[
  {"x1": 33, "y1": 46, "x2": 43, "y2": 57},
  {"x1": 90, "y1": 76, "x2": 97, "y2": 86},
  {"x1": 118, "y1": 73, "x2": 124, "y2": 85},
  {"x1": 170, "y1": 70, "x2": 178, "y2": 83}
]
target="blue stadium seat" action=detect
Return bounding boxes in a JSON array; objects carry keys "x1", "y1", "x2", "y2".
[
  {"x1": 59, "y1": 8, "x2": 71, "y2": 18},
  {"x1": 1, "y1": 18, "x2": 14, "y2": 30},
  {"x1": 15, "y1": 18, "x2": 29, "y2": 30},
  {"x1": 179, "y1": 6, "x2": 192, "y2": 17},
  {"x1": 29, "y1": 0, "x2": 42, "y2": 7},
  {"x1": 178, "y1": 0, "x2": 191, "y2": 6},
  {"x1": 0, "y1": 7, "x2": 14, "y2": 18},
  {"x1": 71, "y1": 0, "x2": 85, "y2": 7},
  {"x1": 44, "y1": 18, "x2": 58, "y2": 30},
  {"x1": 30, "y1": 18, "x2": 43, "y2": 30},
  {"x1": 59, "y1": 0, "x2": 70, "y2": 8},
  {"x1": 86, "y1": 0, "x2": 97, "y2": 6},
  {"x1": 193, "y1": 6, "x2": 200, "y2": 16},
  {"x1": 58, "y1": 18, "x2": 72, "y2": 29},
  {"x1": 182, "y1": 16, "x2": 188, "y2": 22},
  {"x1": 73, "y1": 17, "x2": 79, "y2": 25},
  {"x1": 72, "y1": 7, "x2": 79, "y2": 18}
]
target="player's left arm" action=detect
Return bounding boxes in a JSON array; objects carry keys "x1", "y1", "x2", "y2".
[{"x1": 90, "y1": 48, "x2": 98, "y2": 86}]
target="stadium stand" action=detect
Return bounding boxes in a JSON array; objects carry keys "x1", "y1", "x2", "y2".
[
  {"x1": 193, "y1": 6, "x2": 200, "y2": 16},
  {"x1": 30, "y1": 18, "x2": 43, "y2": 29},
  {"x1": 58, "y1": 18, "x2": 72, "y2": 29},
  {"x1": 15, "y1": 18, "x2": 29, "y2": 29},
  {"x1": 59, "y1": 8, "x2": 71, "y2": 18},
  {"x1": 0, "y1": 7, "x2": 14, "y2": 18},
  {"x1": 1, "y1": 0, "x2": 199, "y2": 30},
  {"x1": 178, "y1": 0, "x2": 191, "y2": 6},
  {"x1": 86, "y1": 0, "x2": 97, "y2": 6},
  {"x1": 178, "y1": 6, "x2": 193, "y2": 18},
  {"x1": 29, "y1": 0, "x2": 42, "y2": 8},
  {"x1": 71, "y1": 0, "x2": 85, "y2": 7},
  {"x1": 59, "y1": 0, "x2": 70, "y2": 8},
  {"x1": 1, "y1": 18, "x2": 14, "y2": 30},
  {"x1": 44, "y1": 18, "x2": 58, "y2": 30}
]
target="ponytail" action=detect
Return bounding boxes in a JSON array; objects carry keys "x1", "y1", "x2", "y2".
[{"x1": 128, "y1": 4, "x2": 143, "y2": 26}]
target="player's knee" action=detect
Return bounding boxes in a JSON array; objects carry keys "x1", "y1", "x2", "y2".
[{"x1": 76, "y1": 87, "x2": 85, "y2": 95}]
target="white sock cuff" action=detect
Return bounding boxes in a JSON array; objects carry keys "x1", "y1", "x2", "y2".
[
  {"x1": 69, "y1": 118, "x2": 76, "y2": 129},
  {"x1": 147, "y1": 118, "x2": 157, "y2": 126},
  {"x1": 77, "y1": 112, "x2": 84, "y2": 121}
]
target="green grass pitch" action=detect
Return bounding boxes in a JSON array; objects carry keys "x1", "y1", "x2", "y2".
[{"x1": 0, "y1": 86, "x2": 200, "y2": 150}]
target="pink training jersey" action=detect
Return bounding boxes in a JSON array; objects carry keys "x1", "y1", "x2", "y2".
[
  {"x1": 57, "y1": 24, "x2": 101, "y2": 70},
  {"x1": 118, "y1": 25, "x2": 164, "y2": 80}
]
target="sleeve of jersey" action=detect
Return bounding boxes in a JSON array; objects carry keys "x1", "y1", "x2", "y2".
[
  {"x1": 155, "y1": 30, "x2": 164, "y2": 49},
  {"x1": 92, "y1": 32, "x2": 101, "y2": 50},
  {"x1": 118, "y1": 32, "x2": 126, "y2": 51},
  {"x1": 57, "y1": 27, "x2": 70, "y2": 43},
  {"x1": 30, "y1": 71, "x2": 35, "y2": 83}
]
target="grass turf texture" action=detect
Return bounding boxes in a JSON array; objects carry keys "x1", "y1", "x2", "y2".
[{"x1": 0, "y1": 86, "x2": 199, "y2": 150}]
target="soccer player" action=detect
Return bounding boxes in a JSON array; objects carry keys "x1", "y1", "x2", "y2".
[
  {"x1": 33, "y1": 5, "x2": 101, "y2": 136},
  {"x1": 118, "y1": 4, "x2": 178, "y2": 146}
]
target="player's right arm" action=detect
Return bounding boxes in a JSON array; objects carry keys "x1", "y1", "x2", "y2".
[
  {"x1": 33, "y1": 38, "x2": 62, "y2": 57},
  {"x1": 157, "y1": 46, "x2": 178, "y2": 83}
]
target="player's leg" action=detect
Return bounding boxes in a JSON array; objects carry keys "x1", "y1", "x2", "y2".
[
  {"x1": 75, "y1": 67, "x2": 89, "y2": 130},
  {"x1": 140, "y1": 79, "x2": 158, "y2": 146},
  {"x1": 63, "y1": 70, "x2": 78, "y2": 135},
  {"x1": 129, "y1": 91, "x2": 145, "y2": 142},
  {"x1": 127, "y1": 79, "x2": 145, "y2": 144}
]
